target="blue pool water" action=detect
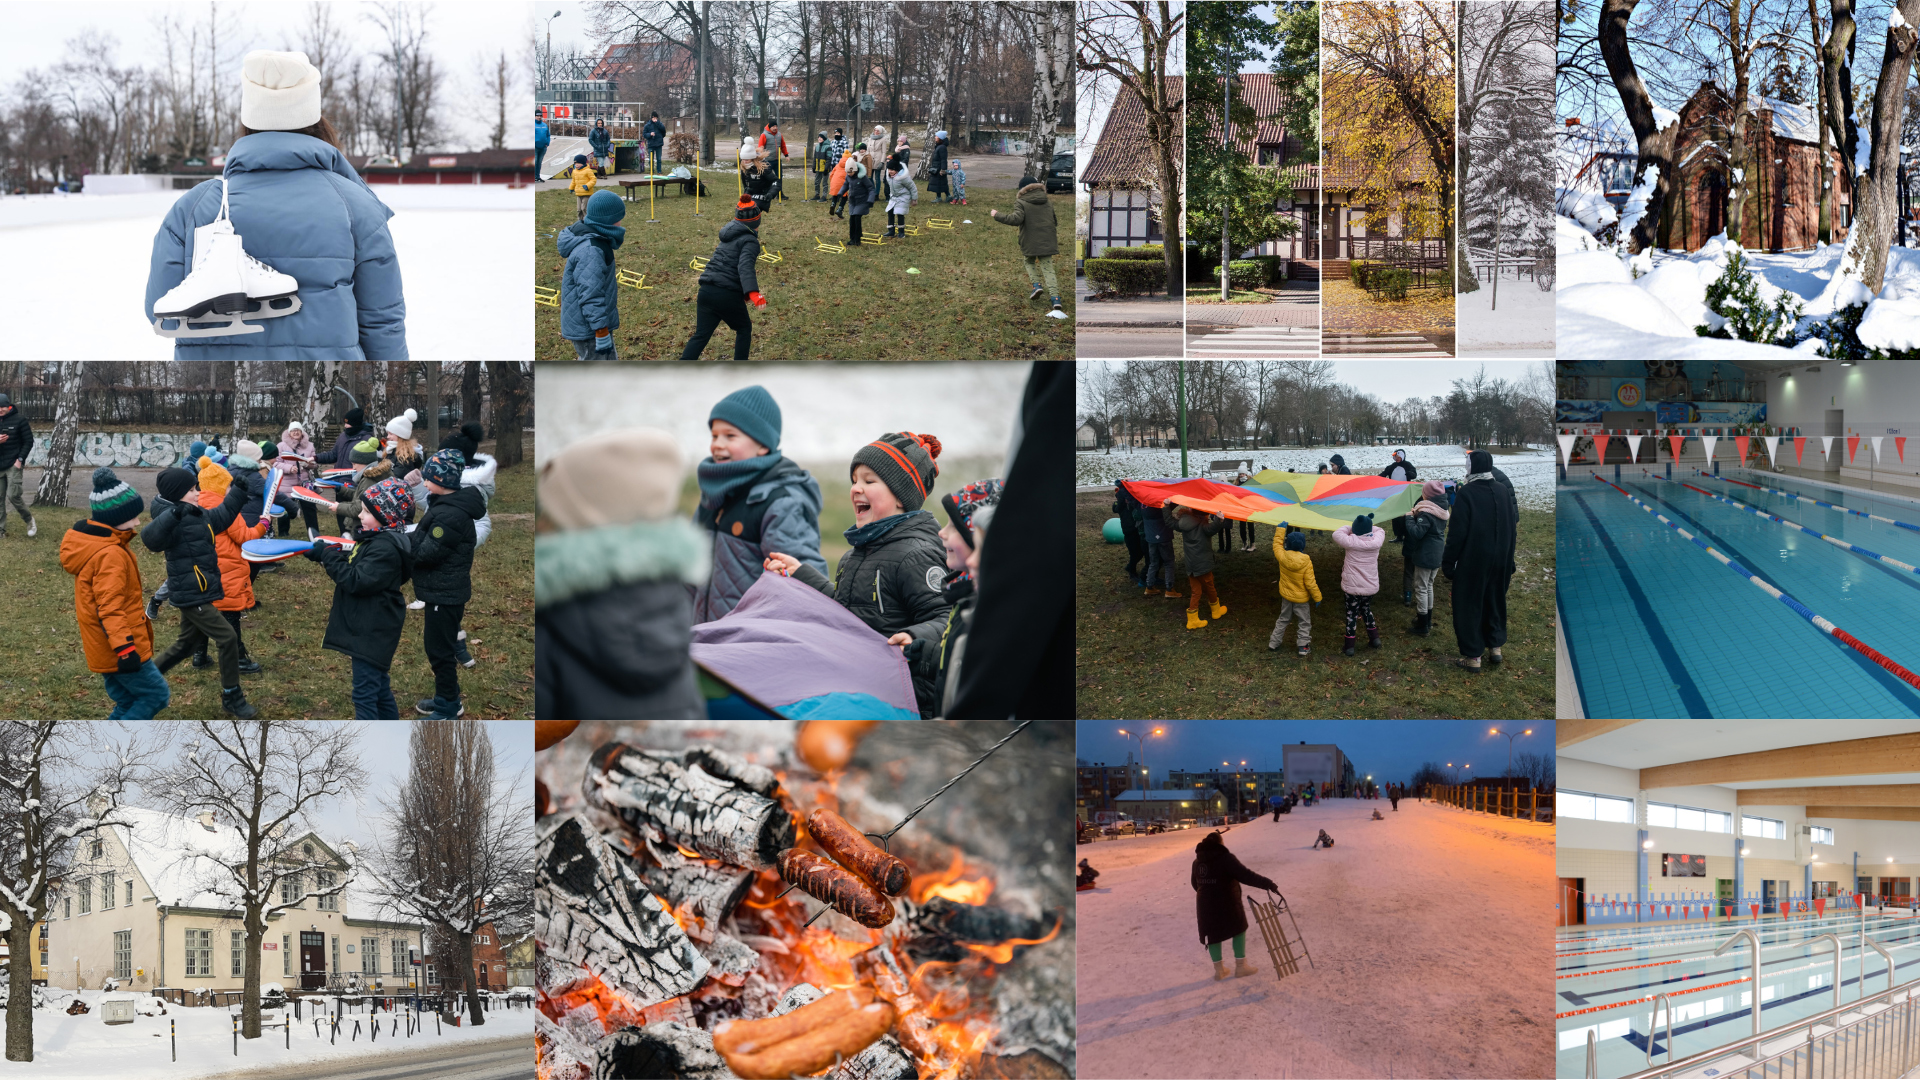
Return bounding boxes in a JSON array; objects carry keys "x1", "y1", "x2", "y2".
[
  {"x1": 1558, "y1": 466, "x2": 1920, "y2": 718},
  {"x1": 1556, "y1": 911, "x2": 1920, "y2": 1078}
]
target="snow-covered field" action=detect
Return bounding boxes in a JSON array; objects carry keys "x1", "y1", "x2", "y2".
[
  {"x1": 1457, "y1": 271, "x2": 1555, "y2": 354},
  {"x1": 0, "y1": 186, "x2": 531, "y2": 361},
  {"x1": 1075, "y1": 798, "x2": 1553, "y2": 1079},
  {"x1": 1076, "y1": 444, "x2": 1558, "y2": 511},
  {"x1": 8, "y1": 987, "x2": 532, "y2": 1079}
]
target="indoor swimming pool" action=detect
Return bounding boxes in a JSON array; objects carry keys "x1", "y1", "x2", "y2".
[{"x1": 1557, "y1": 466, "x2": 1920, "y2": 718}]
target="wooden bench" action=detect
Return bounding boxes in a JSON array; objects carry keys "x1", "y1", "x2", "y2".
[
  {"x1": 617, "y1": 176, "x2": 708, "y2": 200},
  {"x1": 1207, "y1": 458, "x2": 1254, "y2": 479}
]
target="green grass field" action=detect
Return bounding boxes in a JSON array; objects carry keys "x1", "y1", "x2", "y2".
[
  {"x1": 1074, "y1": 490, "x2": 1554, "y2": 719},
  {"x1": 534, "y1": 175, "x2": 1075, "y2": 361},
  {"x1": 0, "y1": 455, "x2": 534, "y2": 720}
]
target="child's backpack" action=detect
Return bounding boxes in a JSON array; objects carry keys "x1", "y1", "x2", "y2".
[{"x1": 829, "y1": 153, "x2": 849, "y2": 197}]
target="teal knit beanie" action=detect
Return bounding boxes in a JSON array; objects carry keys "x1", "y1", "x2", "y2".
[
  {"x1": 585, "y1": 189, "x2": 627, "y2": 225},
  {"x1": 709, "y1": 385, "x2": 781, "y2": 453}
]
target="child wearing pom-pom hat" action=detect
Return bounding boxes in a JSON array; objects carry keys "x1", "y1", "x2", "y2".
[{"x1": 61, "y1": 468, "x2": 168, "y2": 719}]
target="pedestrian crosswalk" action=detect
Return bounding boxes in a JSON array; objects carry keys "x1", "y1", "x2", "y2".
[
  {"x1": 1185, "y1": 325, "x2": 1320, "y2": 357},
  {"x1": 1322, "y1": 332, "x2": 1453, "y2": 357}
]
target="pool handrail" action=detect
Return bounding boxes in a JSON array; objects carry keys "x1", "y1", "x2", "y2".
[
  {"x1": 1715, "y1": 928, "x2": 1763, "y2": 1038},
  {"x1": 1587, "y1": 1026, "x2": 1597, "y2": 1079},
  {"x1": 1644, "y1": 992, "x2": 1674, "y2": 1070},
  {"x1": 1809, "y1": 933, "x2": 1843, "y2": 1015},
  {"x1": 1868, "y1": 937, "x2": 1897, "y2": 994},
  {"x1": 1619, "y1": 973, "x2": 1920, "y2": 1079}
]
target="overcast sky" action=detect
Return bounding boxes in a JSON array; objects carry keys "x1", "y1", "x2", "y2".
[
  {"x1": 0, "y1": 2, "x2": 533, "y2": 152},
  {"x1": 1077, "y1": 360, "x2": 1548, "y2": 415},
  {"x1": 1076, "y1": 721, "x2": 1555, "y2": 786}
]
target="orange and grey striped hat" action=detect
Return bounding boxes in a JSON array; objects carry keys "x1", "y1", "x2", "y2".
[{"x1": 851, "y1": 432, "x2": 943, "y2": 512}]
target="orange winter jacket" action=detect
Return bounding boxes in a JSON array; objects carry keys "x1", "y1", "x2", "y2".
[
  {"x1": 197, "y1": 489, "x2": 271, "y2": 612},
  {"x1": 60, "y1": 520, "x2": 152, "y2": 673},
  {"x1": 829, "y1": 152, "x2": 850, "y2": 197}
]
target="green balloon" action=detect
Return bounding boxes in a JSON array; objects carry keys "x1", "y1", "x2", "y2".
[{"x1": 1102, "y1": 517, "x2": 1125, "y2": 543}]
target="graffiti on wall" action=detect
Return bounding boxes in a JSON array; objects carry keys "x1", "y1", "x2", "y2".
[{"x1": 25, "y1": 433, "x2": 220, "y2": 469}]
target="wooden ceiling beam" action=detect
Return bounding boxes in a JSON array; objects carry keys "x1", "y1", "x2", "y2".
[
  {"x1": 1558, "y1": 718, "x2": 1643, "y2": 749},
  {"x1": 1738, "y1": 785, "x2": 1920, "y2": 807},
  {"x1": 1806, "y1": 806, "x2": 1920, "y2": 823},
  {"x1": 1640, "y1": 734, "x2": 1920, "y2": 789}
]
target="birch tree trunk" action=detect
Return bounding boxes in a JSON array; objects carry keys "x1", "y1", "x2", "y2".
[
  {"x1": 1834, "y1": 0, "x2": 1920, "y2": 294},
  {"x1": 916, "y1": 4, "x2": 961, "y2": 180},
  {"x1": 32, "y1": 362, "x2": 83, "y2": 508},
  {"x1": 365, "y1": 360, "x2": 389, "y2": 431},
  {"x1": 1016, "y1": 2, "x2": 1071, "y2": 188},
  {"x1": 230, "y1": 358, "x2": 253, "y2": 446},
  {"x1": 300, "y1": 360, "x2": 339, "y2": 433}
]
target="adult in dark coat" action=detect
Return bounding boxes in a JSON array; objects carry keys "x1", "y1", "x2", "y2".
[
  {"x1": 1379, "y1": 448, "x2": 1418, "y2": 551},
  {"x1": 1191, "y1": 831, "x2": 1278, "y2": 978},
  {"x1": 314, "y1": 408, "x2": 369, "y2": 466},
  {"x1": 1328, "y1": 453, "x2": 1351, "y2": 475},
  {"x1": 641, "y1": 112, "x2": 667, "y2": 173},
  {"x1": 1441, "y1": 450, "x2": 1517, "y2": 673},
  {"x1": 926, "y1": 131, "x2": 950, "y2": 201},
  {"x1": 1113, "y1": 481, "x2": 1147, "y2": 586},
  {"x1": 0, "y1": 392, "x2": 36, "y2": 537}
]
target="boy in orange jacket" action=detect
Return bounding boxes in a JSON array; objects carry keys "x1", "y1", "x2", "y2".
[
  {"x1": 59, "y1": 468, "x2": 168, "y2": 719},
  {"x1": 193, "y1": 457, "x2": 271, "y2": 674}
]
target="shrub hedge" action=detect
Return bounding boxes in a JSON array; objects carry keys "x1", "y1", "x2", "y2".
[
  {"x1": 1101, "y1": 244, "x2": 1165, "y2": 261},
  {"x1": 1085, "y1": 257, "x2": 1167, "y2": 294}
]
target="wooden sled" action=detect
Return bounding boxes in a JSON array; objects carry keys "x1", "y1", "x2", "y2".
[{"x1": 1246, "y1": 889, "x2": 1315, "y2": 982}]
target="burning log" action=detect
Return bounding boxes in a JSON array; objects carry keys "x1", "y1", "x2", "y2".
[
  {"x1": 638, "y1": 858, "x2": 754, "y2": 927},
  {"x1": 592, "y1": 1022, "x2": 733, "y2": 1080},
  {"x1": 697, "y1": 931, "x2": 762, "y2": 985},
  {"x1": 538, "y1": 815, "x2": 712, "y2": 1010},
  {"x1": 685, "y1": 746, "x2": 779, "y2": 796},
  {"x1": 589, "y1": 743, "x2": 795, "y2": 870},
  {"x1": 908, "y1": 898, "x2": 1057, "y2": 963}
]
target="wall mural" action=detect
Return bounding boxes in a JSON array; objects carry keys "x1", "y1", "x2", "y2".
[{"x1": 24, "y1": 432, "x2": 221, "y2": 469}]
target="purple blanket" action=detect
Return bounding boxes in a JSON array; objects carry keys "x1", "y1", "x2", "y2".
[{"x1": 690, "y1": 572, "x2": 917, "y2": 711}]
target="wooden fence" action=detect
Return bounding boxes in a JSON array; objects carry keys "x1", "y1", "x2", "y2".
[{"x1": 1428, "y1": 783, "x2": 1551, "y2": 823}]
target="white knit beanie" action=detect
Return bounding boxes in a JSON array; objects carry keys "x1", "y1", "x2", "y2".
[
  {"x1": 235, "y1": 439, "x2": 263, "y2": 461},
  {"x1": 386, "y1": 408, "x2": 418, "y2": 441},
  {"x1": 241, "y1": 51, "x2": 322, "y2": 132},
  {"x1": 540, "y1": 428, "x2": 683, "y2": 531}
]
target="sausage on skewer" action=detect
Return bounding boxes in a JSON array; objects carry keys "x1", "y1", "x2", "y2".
[
  {"x1": 807, "y1": 808, "x2": 910, "y2": 896},
  {"x1": 712, "y1": 987, "x2": 870, "y2": 1057},
  {"x1": 719, "y1": 992, "x2": 897, "y2": 1080},
  {"x1": 779, "y1": 849, "x2": 897, "y2": 928}
]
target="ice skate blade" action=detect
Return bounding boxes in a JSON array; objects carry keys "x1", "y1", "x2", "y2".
[{"x1": 153, "y1": 295, "x2": 302, "y2": 339}]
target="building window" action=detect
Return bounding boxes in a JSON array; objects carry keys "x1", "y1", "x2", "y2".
[
  {"x1": 283, "y1": 934, "x2": 291, "y2": 977},
  {"x1": 78, "y1": 878, "x2": 91, "y2": 915},
  {"x1": 393, "y1": 941, "x2": 408, "y2": 980},
  {"x1": 102, "y1": 872, "x2": 115, "y2": 910},
  {"x1": 1812, "y1": 825, "x2": 1836, "y2": 845},
  {"x1": 474, "y1": 934, "x2": 489, "y2": 945},
  {"x1": 362, "y1": 937, "x2": 379, "y2": 975},
  {"x1": 317, "y1": 870, "x2": 337, "y2": 911},
  {"x1": 40, "y1": 925, "x2": 50, "y2": 971},
  {"x1": 185, "y1": 929, "x2": 212, "y2": 977},
  {"x1": 114, "y1": 930, "x2": 131, "y2": 980},
  {"x1": 125, "y1": 880, "x2": 133, "y2": 906},
  {"x1": 91, "y1": 839, "x2": 103, "y2": 860},
  {"x1": 63, "y1": 897, "x2": 71, "y2": 919},
  {"x1": 303, "y1": 843, "x2": 314, "y2": 859},
  {"x1": 280, "y1": 873, "x2": 303, "y2": 906},
  {"x1": 425, "y1": 962, "x2": 437, "y2": 986},
  {"x1": 1556, "y1": 790, "x2": 1635, "y2": 824},
  {"x1": 1648, "y1": 801, "x2": 1732, "y2": 834},
  {"x1": 1742, "y1": 815, "x2": 1786, "y2": 840},
  {"x1": 331, "y1": 935, "x2": 339, "y2": 976},
  {"x1": 232, "y1": 930, "x2": 247, "y2": 977}
]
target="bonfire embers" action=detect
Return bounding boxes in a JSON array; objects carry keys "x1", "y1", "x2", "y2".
[{"x1": 534, "y1": 724, "x2": 1070, "y2": 1080}]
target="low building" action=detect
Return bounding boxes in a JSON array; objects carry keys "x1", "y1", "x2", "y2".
[
  {"x1": 1113, "y1": 787, "x2": 1227, "y2": 823},
  {"x1": 1077, "y1": 761, "x2": 1145, "y2": 822},
  {"x1": 44, "y1": 807, "x2": 428, "y2": 997},
  {"x1": 1201, "y1": 73, "x2": 1320, "y2": 278},
  {"x1": 1281, "y1": 743, "x2": 1358, "y2": 796},
  {"x1": 503, "y1": 933, "x2": 534, "y2": 988},
  {"x1": 1168, "y1": 768, "x2": 1286, "y2": 810},
  {"x1": 1081, "y1": 77, "x2": 1183, "y2": 257}
]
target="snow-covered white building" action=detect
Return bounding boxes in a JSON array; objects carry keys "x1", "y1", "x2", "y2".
[{"x1": 44, "y1": 807, "x2": 430, "y2": 997}]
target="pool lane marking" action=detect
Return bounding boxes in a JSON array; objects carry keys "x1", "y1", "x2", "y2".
[
  {"x1": 1558, "y1": 958, "x2": 1685, "y2": 978},
  {"x1": 1555, "y1": 909, "x2": 1919, "y2": 945},
  {"x1": 1555, "y1": 913, "x2": 1914, "y2": 955},
  {"x1": 1565, "y1": 489, "x2": 1711, "y2": 717},
  {"x1": 1554, "y1": 977, "x2": 1750, "y2": 1020},
  {"x1": 1679, "y1": 482, "x2": 1920, "y2": 576},
  {"x1": 1601, "y1": 477, "x2": 1920, "y2": 695},
  {"x1": 1703, "y1": 471, "x2": 1920, "y2": 532}
]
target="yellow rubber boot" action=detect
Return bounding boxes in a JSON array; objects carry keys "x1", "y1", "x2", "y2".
[
  {"x1": 1210, "y1": 601, "x2": 1228, "y2": 621},
  {"x1": 1186, "y1": 609, "x2": 1208, "y2": 630}
]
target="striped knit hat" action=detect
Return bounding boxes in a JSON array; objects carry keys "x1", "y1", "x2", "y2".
[
  {"x1": 851, "y1": 432, "x2": 942, "y2": 513},
  {"x1": 734, "y1": 195, "x2": 761, "y2": 224},
  {"x1": 89, "y1": 468, "x2": 144, "y2": 527}
]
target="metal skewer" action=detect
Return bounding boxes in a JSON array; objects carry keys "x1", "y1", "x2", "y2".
[{"x1": 778, "y1": 721, "x2": 1035, "y2": 927}]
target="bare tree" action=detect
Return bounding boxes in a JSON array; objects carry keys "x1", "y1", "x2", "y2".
[
  {"x1": 460, "y1": 362, "x2": 484, "y2": 433},
  {"x1": 230, "y1": 359, "x2": 254, "y2": 446},
  {"x1": 1, "y1": 722, "x2": 148, "y2": 1062},
  {"x1": 1006, "y1": 2, "x2": 1073, "y2": 186},
  {"x1": 366, "y1": 360, "x2": 389, "y2": 429},
  {"x1": 140, "y1": 721, "x2": 367, "y2": 1041},
  {"x1": 487, "y1": 362, "x2": 528, "y2": 468},
  {"x1": 361, "y1": 721, "x2": 531, "y2": 1026},
  {"x1": 1079, "y1": 1, "x2": 1187, "y2": 295},
  {"x1": 1830, "y1": 0, "x2": 1920, "y2": 294},
  {"x1": 32, "y1": 362, "x2": 82, "y2": 508}
]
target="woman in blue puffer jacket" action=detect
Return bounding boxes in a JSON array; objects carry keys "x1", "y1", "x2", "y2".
[{"x1": 145, "y1": 51, "x2": 406, "y2": 362}]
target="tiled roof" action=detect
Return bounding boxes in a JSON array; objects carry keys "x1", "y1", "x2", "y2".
[
  {"x1": 1194, "y1": 72, "x2": 1320, "y2": 190},
  {"x1": 1082, "y1": 76, "x2": 1184, "y2": 188}
]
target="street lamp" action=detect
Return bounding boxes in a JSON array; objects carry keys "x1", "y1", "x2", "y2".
[
  {"x1": 1119, "y1": 728, "x2": 1163, "y2": 795},
  {"x1": 544, "y1": 10, "x2": 563, "y2": 94},
  {"x1": 1489, "y1": 727, "x2": 1533, "y2": 785}
]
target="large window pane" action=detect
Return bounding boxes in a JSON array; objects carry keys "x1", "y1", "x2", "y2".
[
  {"x1": 1595, "y1": 795, "x2": 1634, "y2": 823},
  {"x1": 1558, "y1": 792, "x2": 1595, "y2": 820},
  {"x1": 1647, "y1": 803, "x2": 1675, "y2": 828},
  {"x1": 1675, "y1": 807, "x2": 1706, "y2": 832}
]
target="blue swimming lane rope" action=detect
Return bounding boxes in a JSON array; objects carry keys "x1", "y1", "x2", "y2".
[
  {"x1": 1597, "y1": 476, "x2": 1920, "y2": 692},
  {"x1": 1678, "y1": 481, "x2": 1920, "y2": 576},
  {"x1": 1699, "y1": 471, "x2": 1920, "y2": 533}
]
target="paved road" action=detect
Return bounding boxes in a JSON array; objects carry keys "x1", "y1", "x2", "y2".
[
  {"x1": 1185, "y1": 324, "x2": 1319, "y2": 357},
  {"x1": 1078, "y1": 328, "x2": 1183, "y2": 358},
  {"x1": 1322, "y1": 331, "x2": 1454, "y2": 357},
  {"x1": 204, "y1": 1035, "x2": 530, "y2": 1080}
]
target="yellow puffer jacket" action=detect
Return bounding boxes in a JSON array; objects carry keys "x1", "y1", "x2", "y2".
[
  {"x1": 569, "y1": 165, "x2": 598, "y2": 197},
  {"x1": 1273, "y1": 539, "x2": 1322, "y2": 604}
]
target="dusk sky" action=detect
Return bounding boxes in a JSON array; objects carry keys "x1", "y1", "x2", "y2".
[{"x1": 1075, "y1": 721, "x2": 1555, "y2": 786}]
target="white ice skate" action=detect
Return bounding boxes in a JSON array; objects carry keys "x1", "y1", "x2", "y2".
[{"x1": 153, "y1": 178, "x2": 302, "y2": 338}]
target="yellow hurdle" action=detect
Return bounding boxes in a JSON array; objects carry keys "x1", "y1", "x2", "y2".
[
  {"x1": 533, "y1": 286, "x2": 559, "y2": 308},
  {"x1": 757, "y1": 250, "x2": 783, "y2": 264},
  {"x1": 690, "y1": 256, "x2": 710, "y2": 271},
  {"x1": 615, "y1": 269, "x2": 653, "y2": 290},
  {"x1": 926, "y1": 218, "x2": 955, "y2": 230},
  {"x1": 814, "y1": 235, "x2": 846, "y2": 254},
  {"x1": 904, "y1": 226, "x2": 921, "y2": 236},
  {"x1": 860, "y1": 236, "x2": 885, "y2": 246}
]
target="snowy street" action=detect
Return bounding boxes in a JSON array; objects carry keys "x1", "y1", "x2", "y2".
[{"x1": 1076, "y1": 797, "x2": 1552, "y2": 1079}]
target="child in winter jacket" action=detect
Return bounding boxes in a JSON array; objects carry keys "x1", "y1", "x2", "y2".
[
  {"x1": 1268, "y1": 528, "x2": 1321, "y2": 656},
  {"x1": 845, "y1": 149, "x2": 875, "y2": 246},
  {"x1": 950, "y1": 159, "x2": 967, "y2": 205},
  {"x1": 920, "y1": 478, "x2": 1001, "y2": 717},
  {"x1": 410, "y1": 449, "x2": 485, "y2": 719},
  {"x1": 688, "y1": 385, "x2": 826, "y2": 622},
  {"x1": 61, "y1": 468, "x2": 167, "y2": 719},
  {"x1": 536, "y1": 427, "x2": 706, "y2": 720},
  {"x1": 142, "y1": 463, "x2": 257, "y2": 718},
  {"x1": 1404, "y1": 478, "x2": 1450, "y2": 637},
  {"x1": 437, "y1": 421, "x2": 495, "y2": 669},
  {"x1": 991, "y1": 182, "x2": 1063, "y2": 316},
  {"x1": 1332, "y1": 513, "x2": 1385, "y2": 656},
  {"x1": 883, "y1": 160, "x2": 917, "y2": 238},
  {"x1": 319, "y1": 437, "x2": 391, "y2": 538},
  {"x1": 827, "y1": 148, "x2": 853, "y2": 218},
  {"x1": 1172, "y1": 507, "x2": 1229, "y2": 630},
  {"x1": 1139, "y1": 498, "x2": 1178, "y2": 597},
  {"x1": 764, "y1": 432, "x2": 952, "y2": 717},
  {"x1": 193, "y1": 457, "x2": 271, "y2": 675},
  {"x1": 567, "y1": 154, "x2": 598, "y2": 220},
  {"x1": 276, "y1": 420, "x2": 322, "y2": 538},
  {"x1": 559, "y1": 189, "x2": 627, "y2": 360},
  {"x1": 679, "y1": 197, "x2": 766, "y2": 362},
  {"x1": 306, "y1": 476, "x2": 415, "y2": 720},
  {"x1": 0, "y1": 392, "x2": 36, "y2": 539}
]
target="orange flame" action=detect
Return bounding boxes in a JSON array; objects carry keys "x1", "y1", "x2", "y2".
[
  {"x1": 911, "y1": 852, "x2": 995, "y2": 905},
  {"x1": 962, "y1": 913, "x2": 1063, "y2": 964},
  {"x1": 675, "y1": 843, "x2": 702, "y2": 859}
]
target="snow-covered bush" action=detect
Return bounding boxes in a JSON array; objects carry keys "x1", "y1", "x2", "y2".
[
  {"x1": 1810, "y1": 301, "x2": 1920, "y2": 363},
  {"x1": 1696, "y1": 250, "x2": 1803, "y2": 345}
]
